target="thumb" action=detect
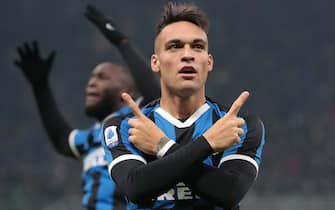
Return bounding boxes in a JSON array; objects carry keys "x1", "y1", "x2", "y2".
[
  {"x1": 227, "y1": 91, "x2": 250, "y2": 117},
  {"x1": 121, "y1": 92, "x2": 145, "y2": 119}
]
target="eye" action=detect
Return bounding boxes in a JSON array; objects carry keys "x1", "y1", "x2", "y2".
[
  {"x1": 167, "y1": 41, "x2": 183, "y2": 50},
  {"x1": 193, "y1": 44, "x2": 205, "y2": 50},
  {"x1": 97, "y1": 73, "x2": 110, "y2": 80},
  {"x1": 167, "y1": 43, "x2": 178, "y2": 49}
]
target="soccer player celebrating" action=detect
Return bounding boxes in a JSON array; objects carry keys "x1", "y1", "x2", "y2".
[
  {"x1": 103, "y1": 2, "x2": 265, "y2": 210},
  {"x1": 13, "y1": 5, "x2": 159, "y2": 210}
]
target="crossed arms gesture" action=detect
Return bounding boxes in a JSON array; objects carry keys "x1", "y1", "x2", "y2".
[
  {"x1": 121, "y1": 91, "x2": 249, "y2": 154},
  {"x1": 110, "y1": 92, "x2": 256, "y2": 209}
]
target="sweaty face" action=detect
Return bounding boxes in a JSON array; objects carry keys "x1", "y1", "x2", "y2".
[
  {"x1": 151, "y1": 21, "x2": 213, "y2": 97},
  {"x1": 85, "y1": 63, "x2": 123, "y2": 120}
]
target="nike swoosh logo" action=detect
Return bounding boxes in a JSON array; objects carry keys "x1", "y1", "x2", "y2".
[{"x1": 105, "y1": 23, "x2": 115, "y2": 31}]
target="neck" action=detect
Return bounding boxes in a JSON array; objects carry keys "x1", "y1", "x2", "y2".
[{"x1": 160, "y1": 89, "x2": 206, "y2": 119}]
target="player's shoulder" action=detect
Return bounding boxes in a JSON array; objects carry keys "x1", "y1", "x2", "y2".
[
  {"x1": 103, "y1": 111, "x2": 132, "y2": 130},
  {"x1": 73, "y1": 122, "x2": 100, "y2": 134},
  {"x1": 139, "y1": 98, "x2": 160, "y2": 116},
  {"x1": 206, "y1": 96, "x2": 264, "y2": 126},
  {"x1": 206, "y1": 96, "x2": 230, "y2": 113}
]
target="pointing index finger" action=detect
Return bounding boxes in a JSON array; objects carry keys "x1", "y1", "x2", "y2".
[
  {"x1": 227, "y1": 91, "x2": 250, "y2": 116},
  {"x1": 121, "y1": 92, "x2": 144, "y2": 119}
]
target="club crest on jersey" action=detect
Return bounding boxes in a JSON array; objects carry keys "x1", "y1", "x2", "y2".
[{"x1": 104, "y1": 126, "x2": 119, "y2": 148}]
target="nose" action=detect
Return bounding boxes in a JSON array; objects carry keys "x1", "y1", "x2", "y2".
[
  {"x1": 87, "y1": 76, "x2": 97, "y2": 88},
  {"x1": 181, "y1": 46, "x2": 195, "y2": 63}
]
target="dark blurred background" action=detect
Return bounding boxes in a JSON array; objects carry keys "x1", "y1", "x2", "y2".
[{"x1": 1, "y1": 0, "x2": 334, "y2": 209}]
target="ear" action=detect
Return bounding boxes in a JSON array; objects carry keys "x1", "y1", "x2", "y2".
[
  {"x1": 151, "y1": 54, "x2": 160, "y2": 73},
  {"x1": 208, "y1": 54, "x2": 214, "y2": 72}
]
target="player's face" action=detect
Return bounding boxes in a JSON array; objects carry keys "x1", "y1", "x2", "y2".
[
  {"x1": 151, "y1": 21, "x2": 213, "y2": 97},
  {"x1": 85, "y1": 63, "x2": 123, "y2": 120}
]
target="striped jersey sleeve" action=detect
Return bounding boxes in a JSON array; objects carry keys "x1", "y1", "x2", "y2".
[
  {"x1": 210, "y1": 101, "x2": 265, "y2": 176},
  {"x1": 68, "y1": 129, "x2": 89, "y2": 158},
  {"x1": 102, "y1": 114, "x2": 146, "y2": 177}
]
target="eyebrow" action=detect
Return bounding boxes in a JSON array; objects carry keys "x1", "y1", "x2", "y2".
[
  {"x1": 165, "y1": 39, "x2": 181, "y2": 45},
  {"x1": 192, "y1": 39, "x2": 207, "y2": 44},
  {"x1": 165, "y1": 38, "x2": 207, "y2": 45}
]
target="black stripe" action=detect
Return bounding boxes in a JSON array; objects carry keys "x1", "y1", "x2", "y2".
[
  {"x1": 175, "y1": 124, "x2": 195, "y2": 145},
  {"x1": 211, "y1": 110, "x2": 223, "y2": 166},
  {"x1": 237, "y1": 115, "x2": 263, "y2": 159},
  {"x1": 148, "y1": 111, "x2": 155, "y2": 122},
  {"x1": 77, "y1": 144, "x2": 86, "y2": 155},
  {"x1": 88, "y1": 131, "x2": 100, "y2": 148},
  {"x1": 112, "y1": 185, "x2": 128, "y2": 210},
  {"x1": 87, "y1": 171, "x2": 101, "y2": 210}
]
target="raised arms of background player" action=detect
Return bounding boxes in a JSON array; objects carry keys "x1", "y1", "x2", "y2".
[
  {"x1": 14, "y1": 7, "x2": 159, "y2": 158},
  {"x1": 84, "y1": 4, "x2": 160, "y2": 104},
  {"x1": 107, "y1": 93, "x2": 264, "y2": 209},
  {"x1": 13, "y1": 43, "x2": 73, "y2": 155}
]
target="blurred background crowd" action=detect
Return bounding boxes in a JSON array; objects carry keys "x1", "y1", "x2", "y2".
[{"x1": 1, "y1": 0, "x2": 334, "y2": 209}]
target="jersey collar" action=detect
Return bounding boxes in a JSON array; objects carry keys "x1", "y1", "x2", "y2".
[{"x1": 154, "y1": 103, "x2": 210, "y2": 128}]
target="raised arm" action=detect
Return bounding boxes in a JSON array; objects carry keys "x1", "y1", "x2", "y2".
[
  {"x1": 84, "y1": 4, "x2": 160, "y2": 103},
  {"x1": 14, "y1": 41, "x2": 74, "y2": 157}
]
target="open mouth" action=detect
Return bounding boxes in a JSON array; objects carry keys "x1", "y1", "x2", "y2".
[
  {"x1": 179, "y1": 66, "x2": 197, "y2": 74},
  {"x1": 178, "y1": 66, "x2": 197, "y2": 79},
  {"x1": 86, "y1": 91, "x2": 100, "y2": 100}
]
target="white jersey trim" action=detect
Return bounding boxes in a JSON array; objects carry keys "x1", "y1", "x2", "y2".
[
  {"x1": 157, "y1": 140, "x2": 176, "y2": 159},
  {"x1": 109, "y1": 154, "x2": 147, "y2": 174},
  {"x1": 219, "y1": 154, "x2": 259, "y2": 177},
  {"x1": 83, "y1": 147, "x2": 107, "y2": 171},
  {"x1": 69, "y1": 129, "x2": 80, "y2": 158},
  {"x1": 155, "y1": 103, "x2": 210, "y2": 128}
]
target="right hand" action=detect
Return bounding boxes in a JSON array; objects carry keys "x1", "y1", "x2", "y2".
[
  {"x1": 121, "y1": 93, "x2": 166, "y2": 155},
  {"x1": 203, "y1": 91, "x2": 249, "y2": 152},
  {"x1": 14, "y1": 41, "x2": 56, "y2": 87}
]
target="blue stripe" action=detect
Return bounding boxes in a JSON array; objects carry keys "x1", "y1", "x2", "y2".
[
  {"x1": 153, "y1": 199, "x2": 175, "y2": 209},
  {"x1": 154, "y1": 111, "x2": 176, "y2": 141},
  {"x1": 219, "y1": 103, "x2": 248, "y2": 158},
  {"x1": 120, "y1": 118, "x2": 142, "y2": 156},
  {"x1": 74, "y1": 129, "x2": 89, "y2": 148},
  {"x1": 222, "y1": 124, "x2": 247, "y2": 157},
  {"x1": 255, "y1": 121, "x2": 266, "y2": 165},
  {"x1": 194, "y1": 108, "x2": 213, "y2": 165},
  {"x1": 82, "y1": 167, "x2": 115, "y2": 210}
]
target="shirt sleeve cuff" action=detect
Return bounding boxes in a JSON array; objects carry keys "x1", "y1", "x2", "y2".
[{"x1": 157, "y1": 140, "x2": 176, "y2": 159}]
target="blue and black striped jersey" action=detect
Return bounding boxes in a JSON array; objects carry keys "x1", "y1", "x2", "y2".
[
  {"x1": 67, "y1": 102, "x2": 144, "y2": 210},
  {"x1": 69, "y1": 122, "x2": 127, "y2": 210},
  {"x1": 103, "y1": 98, "x2": 265, "y2": 210}
]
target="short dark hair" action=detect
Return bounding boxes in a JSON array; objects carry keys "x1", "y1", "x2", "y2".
[{"x1": 155, "y1": 1, "x2": 209, "y2": 36}]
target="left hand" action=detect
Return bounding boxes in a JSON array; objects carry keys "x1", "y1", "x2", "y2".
[
  {"x1": 84, "y1": 4, "x2": 126, "y2": 45},
  {"x1": 204, "y1": 91, "x2": 249, "y2": 152},
  {"x1": 121, "y1": 93, "x2": 165, "y2": 155}
]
